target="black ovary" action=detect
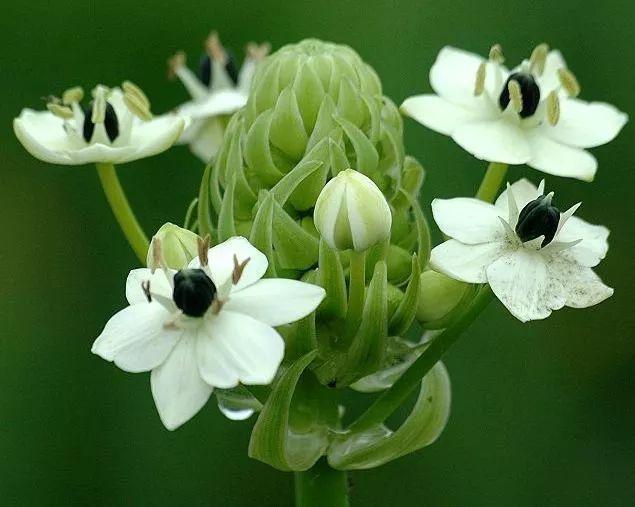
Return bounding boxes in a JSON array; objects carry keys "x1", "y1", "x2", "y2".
[
  {"x1": 82, "y1": 102, "x2": 119, "y2": 143},
  {"x1": 499, "y1": 72, "x2": 541, "y2": 118},
  {"x1": 515, "y1": 195, "x2": 560, "y2": 247},
  {"x1": 173, "y1": 269, "x2": 217, "y2": 317}
]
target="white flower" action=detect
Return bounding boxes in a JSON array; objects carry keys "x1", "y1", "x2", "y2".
[
  {"x1": 92, "y1": 236, "x2": 325, "y2": 430},
  {"x1": 401, "y1": 44, "x2": 627, "y2": 181},
  {"x1": 314, "y1": 169, "x2": 392, "y2": 252},
  {"x1": 13, "y1": 83, "x2": 185, "y2": 165},
  {"x1": 168, "y1": 32, "x2": 270, "y2": 162},
  {"x1": 429, "y1": 178, "x2": 613, "y2": 322}
]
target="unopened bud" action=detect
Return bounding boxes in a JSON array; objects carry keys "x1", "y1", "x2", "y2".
[
  {"x1": 314, "y1": 169, "x2": 392, "y2": 252},
  {"x1": 146, "y1": 223, "x2": 200, "y2": 270},
  {"x1": 416, "y1": 270, "x2": 469, "y2": 323}
]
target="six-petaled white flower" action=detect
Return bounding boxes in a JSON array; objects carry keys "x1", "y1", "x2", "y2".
[
  {"x1": 430, "y1": 178, "x2": 613, "y2": 322},
  {"x1": 14, "y1": 83, "x2": 185, "y2": 165},
  {"x1": 92, "y1": 236, "x2": 325, "y2": 430},
  {"x1": 401, "y1": 44, "x2": 627, "y2": 181},
  {"x1": 167, "y1": 31, "x2": 270, "y2": 162}
]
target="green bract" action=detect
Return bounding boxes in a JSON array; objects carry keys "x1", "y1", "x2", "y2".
[{"x1": 197, "y1": 38, "x2": 445, "y2": 472}]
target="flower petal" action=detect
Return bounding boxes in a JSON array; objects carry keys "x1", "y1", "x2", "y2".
[
  {"x1": 187, "y1": 118, "x2": 226, "y2": 163},
  {"x1": 526, "y1": 132, "x2": 597, "y2": 181},
  {"x1": 126, "y1": 268, "x2": 175, "y2": 305},
  {"x1": 431, "y1": 198, "x2": 503, "y2": 244},
  {"x1": 400, "y1": 95, "x2": 481, "y2": 136},
  {"x1": 535, "y1": 50, "x2": 567, "y2": 92},
  {"x1": 547, "y1": 257, "x2": 613, "y2": 308},
  {"x1": 542, "y1": 98, "x2": 627, "y2": 149},
  {"x1": 452, "y1": 119, "x2": 532, "y2": 164},
  {"x1": 190, "y1": 236, "x2": 268, "y2": 290},
  {"x1": 486, "y1": 248, "x2": 566, "y2": 322},
  {"x1": 555, "y1": 216, "x2": 609, "y2": 267},
  {"x1": 92, "y1": 302, "x2": 180, "y2": 372},
  {"x1": 127, "y1": 114, "x2": 185, "y2": 163},
  {"x1": 178, "y1": 90, "x2": 247, "y2": 120},
  {"x1": 494, "y1": 178, "x2": 540, "y2": 216},
  {"x1": 430, "y1": 239, "x2": 507, "y2": 284},
  {"x1": 13, "y1": 110, "x2": 76, "y2": 164},
  {"x1": 151, "y1": 332, "x2": 213, "y2": 430},
  {"x1": 430, "y1": 46, "x2": 486, "y2": 106},
  {"x1": 196, "y1": 310, "x2": 284, "y2": 388},
  {"x1": 224, "y1": 279, "x2": 325, "y2": 326}
]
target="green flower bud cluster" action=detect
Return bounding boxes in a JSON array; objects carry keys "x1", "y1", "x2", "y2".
[{"x1": 196, "y1": 39, "x2": 448, "y2": 471}]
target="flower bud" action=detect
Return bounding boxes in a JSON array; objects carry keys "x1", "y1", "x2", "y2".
[
  {"x1": 416, "y1": 270, "x2": 469, "y2": 324},
  {"x1": 146, "y1": 222, "x2": 199, "y2": 270},
  {"x1": 314, "y1": 169, "x2": 391, "y2": 252}
]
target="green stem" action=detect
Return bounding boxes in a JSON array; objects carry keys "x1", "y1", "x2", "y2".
[
  {"x1": 348, "y1": 286, "x2": 493, "y2": 433},
  {"x1": 96, "y1": 163, "x2": 149, "y2": 263},
  {"x1": 294, "y1": 459, "x2": 349, "y2": 507},
  {"x1": 475, "y1": 162, "x2": 508, "y2": 203},
  {"x1": 344, "y1": 250, "x2": 366, "y2": 340}
]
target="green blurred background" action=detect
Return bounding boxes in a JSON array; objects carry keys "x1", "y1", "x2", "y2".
[{"x1": 1, "y1": 0, "x2": 633, "y2": 505}]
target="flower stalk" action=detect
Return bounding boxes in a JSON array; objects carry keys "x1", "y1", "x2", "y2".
[
  {"x1": 95, "y1": 163, "x2": 149, "y2": 262},
  {"x1": 294, "y1": 459, "x2": 349, "y2": 507},
  {"x1": 347, "y1": 285, "x2": 493, "y2": 433},
  {"x1": 475, "y1": 162, "x2": 508, "y2": 203}
]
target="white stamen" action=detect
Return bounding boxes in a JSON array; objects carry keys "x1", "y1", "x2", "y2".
[
  {"x1": 122, "y1": 81, "x2": 150, "y2": 109},
  {"x1": 47, "y1": 103, "x2": 74, "y2": 119},
  {"x1": 91, "y1": 86, "x2": 109, "y2": 123},
  {"x1": 546, "y1": 90, "x2": 560, "y2": 126},
  {"x1": 558, "y1": 68, "x2": 581, "y2": 97},
  {"x1": 507, "y1": 80, "x2": 523, "y2": 113},
  {"x1": 489, "y1": 44, "x2": 505, "y2": 63},
  {"x1": 474, "y1": 62, "x2": 487, "y2": 96},
  {"x1": 124, "y1": 93, "x2": 153, "y2": 121},
  {"x1": 62, "y1": 86, "x2": 84, "y2": 105},
  {"x1": 529, "y1": 43, "x2": 549, "y2": 76}
]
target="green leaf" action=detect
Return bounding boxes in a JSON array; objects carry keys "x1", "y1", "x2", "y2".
[
  {"x1": 316, "y1": 239, "x2": 347, "y2": 319},
  {"x1": 270, "y1": 86, "x2": 308, "y2": 160},
  {"x1": 389, "y1": 254, "x2": 421, "y2": 336},
  {"x1": 244, "y1": 110, "x2": 285, "y2": 186},
  {"x1": 249, "y1": 191, "x2": 276, "y2": 276},
  {"x1": 272, "y1": 201, "x2": 319, "y2": 270},
  {"x1": 248, "y1": 351, "x2": 330, "y2": 472},
  {"x1": 405, "y1": 191, "x2": 431, "y2": 269},
  {"x1": 306, "y1": 95, "x2": 337, "y2": 151},
  {"x1": 196, "y1": 162, "x2": 214, "y2": 237},
  {"x1": 217, "y1": 171, "x2": 237, "y2": 242},
  {"x1": 334, "y1": 115, "x2": 379, "y2": 175},
  {"x1": 288, "y1": 139, "x2": 331, "y2": 211},
  {"x1": 328, "y1": 361, "x2": 451, "y2": 470},
  {"x1": 293, "y1": 62, "x2": 325, "y2": 132},
  {"x1": 270, "y1": 159, "x2": 324, "y2": 206}
]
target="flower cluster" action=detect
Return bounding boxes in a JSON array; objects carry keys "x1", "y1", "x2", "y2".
[{"x1": 12, "y1": 35, "x2": 626, "y2": 478}]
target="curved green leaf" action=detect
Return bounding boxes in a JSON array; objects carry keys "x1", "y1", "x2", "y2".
[
  {"x1": 328, "y1": 361, "x2": 451, "y2": 470},
  {"x1": 248, "y1": 351, "x2": 330, "y2": 472}
]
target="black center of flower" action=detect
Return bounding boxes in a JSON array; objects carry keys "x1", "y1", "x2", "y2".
[
  {"x1": 173, "y1": 268, "x2": 217, "y2": 317},
  {"x1": 499, "y1": 72, "x2": 541, "y2": 118},
  {"x1": 515, "y1": 195, "x2": 560, "y2": 247},
  {"x1": 198, "y1": 51, "x2": 239, "y2": 88},
  {"x1": 82, "y1": 102, "x2": 119, "y2": 143}
]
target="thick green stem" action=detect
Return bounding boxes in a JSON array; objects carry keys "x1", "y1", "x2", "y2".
[
  {"x1": 294, "y1": 459, "x2": 349, "y2": 507},
  {"x1": 348, "y1": 286, "x2": 493, "y2": 433},
  {"x1": 475, "y1": 162, "x2": 508, "y2": 203},
  {"x1": 96, "y1": 163, "x2": 149, "y2": 263},
  {"x1": 344, "y1": 250, "x2": 366, "y2": 340}
]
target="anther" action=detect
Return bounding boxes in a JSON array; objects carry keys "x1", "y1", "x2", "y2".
[
  {"x1": 546, "y1": 90, "x2": 560, "y2": 126},
  {"x1": 124, "y1": 93, "x2": 153, "y2": 121},
  {"x1": 141, "y1": 280, "x2": 152, "y2": 302},
  {"x1": 507, "y1": 80, "x2": 523, "y2": 113},
  {"x1": 62, "y1": 86, "x2": 84, "y2": 105},
  {"x1": 499, "y1": 73, "x2": 541, "y2": 118},
  {"x1": 474, "y1": 62, "x2": 487, "y2": 96},
  {"x1": 232, "y1": 255, "x2": 251, "y2": 285},
  {"x1": 489, "y1": 44, "x2": 505, "y2": 64},
  {"x1": 558, "y1": 68, "x2": 580, "y2": 97},
  {"x1": 91, "y1": 87, "x2": 108, "y2": 124},
  {"x1": 197, "y1": 235, "x2": 211, "y2": 266},
  {"x1": 246, "y1": 42, "x2": 271, "y2": 61},
  {"x1": 47, "y1": 103, "x2": 74, "y2": 119},
  {"x1": 529, "y1": 43, "x2": 549, "y2": 76},
  {"x1": 151, "y1": 237, "x2": 165, "y2": 273},
  {"x1": 122, "y1": 81, "x2": 150, "y2": 109},
  {"x1": 167, "y1": 51, "x2": 187, "y2": 81}
]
